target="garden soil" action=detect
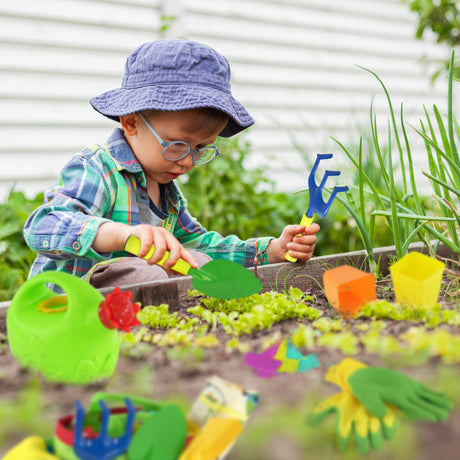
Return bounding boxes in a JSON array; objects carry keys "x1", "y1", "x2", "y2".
[{"x1": 0, "y1": 279, "x2": 459, "y2": 459}]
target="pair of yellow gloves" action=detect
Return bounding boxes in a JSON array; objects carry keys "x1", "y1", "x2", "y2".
[{"x1": 309, "y1": 358, "x2": 453, "y2": 454}]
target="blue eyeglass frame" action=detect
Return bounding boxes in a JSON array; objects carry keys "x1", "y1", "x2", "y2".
[{"x1": 138, "y1": 112, "x2": 220, "y2": 165}]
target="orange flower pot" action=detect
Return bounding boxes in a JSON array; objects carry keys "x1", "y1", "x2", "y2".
[
  {"x1": 323, "y1": 265, "x2": 376, "y2": 316},
  {"x1": 390, "y1": 252, "x2": 445, "y2": 307}
]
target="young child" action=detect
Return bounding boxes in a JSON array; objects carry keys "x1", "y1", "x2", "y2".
[{"x1": 24, "y1": 39, "x2": 320, "y2": 291}]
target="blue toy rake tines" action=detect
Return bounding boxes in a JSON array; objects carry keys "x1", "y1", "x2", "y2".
[
  {"x1": 305, "y1": 153, "x2": 349, "y2": 219},
  {"x1": 285, "y1": 153, "x2": 349, "y2": 263},
  {"x1": 73, "y1": 398, "x2": 136, "y2": 460}
]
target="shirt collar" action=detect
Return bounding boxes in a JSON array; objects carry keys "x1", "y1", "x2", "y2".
[
  {"x1": 105, "y1": 128, "x2": 181, "y2": 205},
  {"x1": 105, "y1": 128, "x2": 143, "y2": 174}
]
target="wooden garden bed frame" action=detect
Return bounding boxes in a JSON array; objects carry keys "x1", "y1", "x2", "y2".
[{"x1": 1, "y1": 242, "x2": 457, "y2": 332}]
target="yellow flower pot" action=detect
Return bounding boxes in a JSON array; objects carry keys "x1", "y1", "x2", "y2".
[{"x1": 390, "y1": 252, "x2": 445, "y2": 308}]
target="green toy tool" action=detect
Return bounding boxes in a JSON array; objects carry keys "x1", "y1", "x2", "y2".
[
  {"x1": 128, "y1": 405, "x2": 187, "y2": 460},
  {"x1": 125, "y1": 235, "x2": 262, "y2": 299}
]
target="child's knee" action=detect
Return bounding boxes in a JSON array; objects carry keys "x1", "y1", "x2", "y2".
[{"x1": 89, "y1": 257, "x2": 169, "y2": 289}]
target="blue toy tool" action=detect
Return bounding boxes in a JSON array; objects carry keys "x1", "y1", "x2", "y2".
[
  {"x1": 73, "y1": 398, "x2": 136, "y2": 460},
  {"x1": 286, "y1": 153, "x2": 349, "y2": 262}
]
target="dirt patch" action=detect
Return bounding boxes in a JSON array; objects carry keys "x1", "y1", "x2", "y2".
[{"x1": 0, "y1": 277, "x2": 459, "y2": 459}]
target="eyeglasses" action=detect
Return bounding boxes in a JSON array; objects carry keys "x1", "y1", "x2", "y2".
[{"x1": 138, "y1": 112, "x2": 220, "y2": 165}]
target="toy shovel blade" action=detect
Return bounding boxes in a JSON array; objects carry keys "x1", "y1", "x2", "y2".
[
  {"x1": 128, "y1": 405, "x2": 187, "y2": 460},
  {"x1": 125, "y1": 235, "x2": 262, "y2": 299}
]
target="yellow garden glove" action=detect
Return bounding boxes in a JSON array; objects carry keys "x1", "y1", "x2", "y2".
[
  {"x1": 310, "y1": 390, "x2": 397, "y2": 454},
  {"x1": 327, "y1": 358, "x2": 452, "y2": 422},
  {"x1": 310, "y1": 358, "x2": 397, "y2": 453}
]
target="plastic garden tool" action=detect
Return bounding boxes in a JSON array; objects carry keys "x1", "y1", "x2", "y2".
[
  {"x1": 179, "y1": 417, "x2": 244, "y2": 460},
  {"x1": 6, "y1": 271, "x2": 126, "y2": 384},
  {"x1": 285, "y1": 342, "x2": 320, "y2": 373},
  {"x1": 243, "y1": 341, "x2": 283, "y2": 378},
  {"x1": 186, "y1": 377, "x2": 259, "y2": 460},
  {"x1": 87, "y1": 391, "x2": 186, "y2": 460},
  {"x1": 125, "y1": 234, "x2": 262, "y2": 299},
  {"x1": 310, "y1": 390, "x2": 397, "y2": 454},
  {"x1": 328, "y1": 358, "x2": 453, "y2": 422},
  {"x1": 73, "y1": 398, "x2": 136, "y2": 460},
  {"x1": 128, "y1": 404, "x2": 187, "y2": 460},
  {"x1": 54, "y1": 392, "x2": 173, "y2": 460},
  {"x1": 273, "y1": 338, "x2": 299, "y2": 373},
  {"x1": 286, "y1": 153, "x2": 349, "y2": 262},
  {"x1": 2, "y1": 436, "x2": 60, "y2": 460}
]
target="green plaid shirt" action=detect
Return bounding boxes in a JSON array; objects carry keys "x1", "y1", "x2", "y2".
[{"x1": 24, "y1": 129, "x2": 272, "y2": 285}]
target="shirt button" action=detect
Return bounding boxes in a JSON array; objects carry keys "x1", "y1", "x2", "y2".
[
  {"x1": 42, "y1": 240, "x2": 49, "y2": 248},
  {"x1": 72, "y1": 241, "x2": 81, "y2": 251},
  {"x1": 141, "y1": 192, "x2": 147, "y2": 200}
]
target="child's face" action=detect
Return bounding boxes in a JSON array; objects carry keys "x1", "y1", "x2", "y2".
[{"x1": 121, "y1": 110, "x2": 226, "y2": 185}]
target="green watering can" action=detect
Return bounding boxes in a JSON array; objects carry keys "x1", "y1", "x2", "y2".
[{"x1": 6, "y1": 272, "x2": 122, "y2": 384}]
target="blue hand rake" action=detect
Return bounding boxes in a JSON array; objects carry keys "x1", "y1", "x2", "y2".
[
  {"x1": 73, "y1": 398, "x2": 136, "y2": 460},
  {"x1": 286, "y1": 153, "x2": 349, "y2": 262}
]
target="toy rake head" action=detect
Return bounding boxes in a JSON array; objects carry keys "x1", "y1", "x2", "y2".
[
  {"x1": 306, "y1": 153, "x2": 349, "y2": 219},
  {"x1": 73, "y1": 398, "x2": 136, "y2": 460}
]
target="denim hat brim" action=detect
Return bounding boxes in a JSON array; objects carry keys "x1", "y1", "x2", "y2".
[
  {"x1": 90, "y1": 84, "x2": 254, "y2": 137},
  {"x1": 91, "y1": 40, "x2": 255, "y2": 137}
]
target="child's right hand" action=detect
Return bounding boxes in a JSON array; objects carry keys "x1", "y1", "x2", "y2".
[
  {"x1": 93, "y1": 222, "x2": 198, "y2": 271},
  {"x1": 123, "y1": 224, "x2": 199, "y2": 270}
]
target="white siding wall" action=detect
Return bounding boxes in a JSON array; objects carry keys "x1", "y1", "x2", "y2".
[{"x1": 0, "y1": 0, "x2": 451, "y2": 200}]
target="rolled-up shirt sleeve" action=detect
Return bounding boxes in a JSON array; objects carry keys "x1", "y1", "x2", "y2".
[
  {"x1": 173, "y1": 204, "x2": 273, "y2": 267},
  {"x1": 24, "y1": 152, "x2": 113, "y2": 261}
]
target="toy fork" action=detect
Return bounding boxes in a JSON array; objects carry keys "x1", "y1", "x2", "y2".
[
  {"x1": 73, "y1": 398, "x2": 136, "y2": 460},
  {"x1": 286, "y1": 153, "x2": 349, "y2": 262}
]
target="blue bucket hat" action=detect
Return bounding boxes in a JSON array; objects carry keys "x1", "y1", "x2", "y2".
[{"x1": 90, "y1": 39, "x2": 254, "y2": 137}]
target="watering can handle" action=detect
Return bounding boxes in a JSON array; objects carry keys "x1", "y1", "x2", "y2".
[
  {"x1": 285, "y1": 214, "x2": 314, "y2": 263},
  {"x1": 9, "y1": 271, "x2": 104, "y2": 324},
  {"x1": 124, "y1": 235, "x2": 191, "y2": 275},
  {"x1": 88, "y1": 392, "x2": 166, "y2": 413}
]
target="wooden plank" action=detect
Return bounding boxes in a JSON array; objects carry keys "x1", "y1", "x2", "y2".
[{"x1": 1, "y1": 242, "x2": 457, "y2": 332}]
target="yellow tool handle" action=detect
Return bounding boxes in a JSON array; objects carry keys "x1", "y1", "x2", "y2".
[
  {"x1": 285, "y1": 214, "x2": 314, "y2": 263},
  {"x1": 124, "y1": 234, "x2": 191, "y2": 275}
]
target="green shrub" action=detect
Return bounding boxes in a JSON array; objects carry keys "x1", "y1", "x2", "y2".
[
  {"x1": 0, "y1": 189, "x2": 43, "y2": 301},
  {"x1": 178, "y1": 136, "x2": 306, "y2": 241}
]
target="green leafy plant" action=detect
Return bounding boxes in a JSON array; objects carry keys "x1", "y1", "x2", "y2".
[
  {"x1": 331, "y1": 53, "x2": 459, "y2": 268},
  {"x1": 178, "y1": 135, "x2": 305, "y2": 241},
  {"x1": 0, "y1": 189, "x2": 44, "y2": 301},
  {"x1": 405, "y1": 0, "x2": 460, "y2": 80}
]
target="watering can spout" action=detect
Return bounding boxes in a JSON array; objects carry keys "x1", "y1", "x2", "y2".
[{"x1": 98, "y1": 286, "x2": 140, "y2": 332}]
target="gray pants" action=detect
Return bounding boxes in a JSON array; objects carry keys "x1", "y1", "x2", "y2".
[{"x1": 88, "y1": 251, "x2": 212, "y2": 290}]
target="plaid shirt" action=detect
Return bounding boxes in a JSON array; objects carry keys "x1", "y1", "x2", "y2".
[{"x1": 24, "y1": 129, "x2": 272, "y2": 283}]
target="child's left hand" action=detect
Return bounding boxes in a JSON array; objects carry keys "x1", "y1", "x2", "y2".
[{"x1": 268, "y1": 223, "x2": 320, "y2": 263}]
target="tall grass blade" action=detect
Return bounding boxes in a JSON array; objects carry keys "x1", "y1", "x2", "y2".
[
  {"x1": 447, "y1": 50, "x2": 460, "y2": 184},
  {"x1": 357, "y1": 65, "x2": 407, "y2": 195}
]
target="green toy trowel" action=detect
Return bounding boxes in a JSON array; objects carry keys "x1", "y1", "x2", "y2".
[{"x1": 125, "y1": 235, "x2": 262, "y2": 299}]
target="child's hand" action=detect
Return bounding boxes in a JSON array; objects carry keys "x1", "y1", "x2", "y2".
[
  {"x1": 93, "y1": 222, "x2": 198, "y2": 270},
  {"x1": 126, "y1": 224, "x2": 199, "y2": 270},
  {"x1": 268, "y1": 223, "x2": 320, "y2": 263}
]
